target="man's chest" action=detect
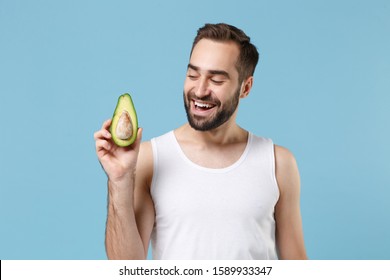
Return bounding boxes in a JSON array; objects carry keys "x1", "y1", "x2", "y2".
[{"x1": 178, "y1": 142, "x2": 248, "y2": 169}]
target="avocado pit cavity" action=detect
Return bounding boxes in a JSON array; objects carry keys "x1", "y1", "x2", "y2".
[{"x1": 116, "y1": 110, "x2": 133, "y2": 140}]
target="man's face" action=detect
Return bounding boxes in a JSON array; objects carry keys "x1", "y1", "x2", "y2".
[{"x1": 183, "y1": 39, "x2": 242, "y2": 131}]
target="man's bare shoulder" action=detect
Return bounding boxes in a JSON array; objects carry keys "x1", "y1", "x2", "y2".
[
  {"x1": 139, "y1": 141, "x2": 153, "y2": 158},
  {"x1": 274, "y1": 145, "x2": 297, "y2": 165},
  {"x1": 136, "y1": 141, "x2": 154, "y2": 189},
  {"x1": 274, "y1": 144, "x2": 300, "y2": 195}
]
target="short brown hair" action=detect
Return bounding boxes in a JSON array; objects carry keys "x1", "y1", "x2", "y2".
[{"x1": 190, "y1": 23, "x2": 259, "y2": 83}]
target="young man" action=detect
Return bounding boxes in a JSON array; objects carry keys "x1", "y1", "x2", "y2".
[{"x1": 94, "y1": 23, "x2": 307, "y2": 260}]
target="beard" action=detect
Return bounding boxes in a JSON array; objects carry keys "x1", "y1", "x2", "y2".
[{"x1": 183, "y1": 88, "x2": 240, "y2": 131}]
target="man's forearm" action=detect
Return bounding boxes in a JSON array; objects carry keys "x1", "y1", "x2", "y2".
[{"x1": 105, "y1": 177, "x2": 146, "y2": 259}]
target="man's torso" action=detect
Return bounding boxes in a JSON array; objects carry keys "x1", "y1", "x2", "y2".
[{"x1": 149, "y1": 130, "x2": 279, "y2": 260}]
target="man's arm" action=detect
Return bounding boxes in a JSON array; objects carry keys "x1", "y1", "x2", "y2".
[
  {"x1": 105, "y1": 142, "x2": 155, "y2": 260},
  {"x1": 95, "y1": 120, "x2": 155, "y2": 259},
  {"x1": 105, "y1": 174, "x2": 146, "y2": 259},
  {"x1": 274, "y1": 145, "x2": 307, "y2": 259},
  {"x1": 132, "y1": 141, "x2": 155, "y2": 258}
]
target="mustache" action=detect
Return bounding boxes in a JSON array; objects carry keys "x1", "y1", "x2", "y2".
[{"x1": 186, "y1": 91, "x2": 221, "y2": 105}]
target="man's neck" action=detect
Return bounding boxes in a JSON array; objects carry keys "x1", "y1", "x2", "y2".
[{"x1": 175, "y1": 121, "x2": 248, "y2": 147}]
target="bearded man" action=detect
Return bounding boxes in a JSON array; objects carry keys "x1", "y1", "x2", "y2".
[{"x1": 94, "y1": 23, "x2": 307, "y2": 260}]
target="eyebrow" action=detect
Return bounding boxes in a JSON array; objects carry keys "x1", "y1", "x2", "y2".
[{"x1": 187, "y1": 63, "x2": 230, "y2": 79}]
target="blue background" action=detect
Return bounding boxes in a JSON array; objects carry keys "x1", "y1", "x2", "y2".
[{"x1": 0, "y1": 0, "x2": 389, "y2": 260}]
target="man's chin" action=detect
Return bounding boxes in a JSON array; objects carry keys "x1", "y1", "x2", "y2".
[
  {"x1": 187, "y1": 116, "x2": 226, "y2": 131},
  {"x1": 188, "y1": 120, "x2": 210, "y2": 131}
]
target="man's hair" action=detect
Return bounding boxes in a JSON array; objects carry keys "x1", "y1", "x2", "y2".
[{"x1": 190, "y1": 23, "x2": 259, "y2": 83}]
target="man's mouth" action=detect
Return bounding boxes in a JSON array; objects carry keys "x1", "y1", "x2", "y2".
[{"x1": 193, "y1": 100, "x2": 216, "y2": 111}]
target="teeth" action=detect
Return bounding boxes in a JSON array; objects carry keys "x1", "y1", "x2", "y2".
[{"x1": 194, "y1": 101, "x2": 214, "y2": 108}]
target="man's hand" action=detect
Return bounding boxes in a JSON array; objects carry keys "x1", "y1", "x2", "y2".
[{"x1": 94, "y1": 119, "x2": 143, "y2": 183}]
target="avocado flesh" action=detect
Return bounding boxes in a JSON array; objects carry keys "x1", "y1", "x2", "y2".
[{"x1": 110, "y1": 93, "x2": 138, "y2": 147}]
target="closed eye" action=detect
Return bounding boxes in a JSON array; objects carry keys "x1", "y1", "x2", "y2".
[
  {"x1": 187, "y1": 74, "x2": 199, "y2": 80},
  {"x1": 211, "y1": 79, "x2": 224, "y2": 85}
]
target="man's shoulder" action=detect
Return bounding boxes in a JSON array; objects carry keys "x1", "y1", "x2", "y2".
[
  {"x1": 274, "y1": 145, "x2": 297, "y2": 166},
  {"x1": 248, "y1": 133, "x2": 296, "y2": 165},
  {"x1": 136, "y1": 141, "x2": 154, "y2": 189},
  {"x1": 149, "y1": 130, "x2": 174, "y2": 143},
  {"x1": 138, "y1": 141, "x2": 154, "y2": 170},
  {"x1": 273, "y1": 144, "x2": 300, "y2": 195},
  {"x1": 138, "y1": 130, "x2": 174, "y2": 162},
  {"x1": 140, "y1": 141, "x2": 153, "y2": 154},
  {"x1": 250, "y1": 132, "x2": 272, "y2": 141}
]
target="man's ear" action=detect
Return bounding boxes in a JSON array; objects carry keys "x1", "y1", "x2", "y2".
[{"x1": 239, "y1": 76, "x2": 253, "y2": 98}]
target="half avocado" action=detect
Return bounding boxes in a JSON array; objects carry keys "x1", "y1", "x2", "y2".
[{"x1": 110, "y1": 93, "x2": 138, "y2": 147}]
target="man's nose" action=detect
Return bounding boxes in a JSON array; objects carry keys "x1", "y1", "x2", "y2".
[{"x1": 194, "y1": 78, "x2": 210, "y2": 99}]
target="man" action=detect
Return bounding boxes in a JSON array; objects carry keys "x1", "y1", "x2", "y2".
[{"x1": 94, "y1": 23, "x2": 307, "y2": 260}]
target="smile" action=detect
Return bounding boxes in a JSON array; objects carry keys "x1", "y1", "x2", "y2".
[{"x1": 194, "y1": 100, "x2": 216, "y2": 110}]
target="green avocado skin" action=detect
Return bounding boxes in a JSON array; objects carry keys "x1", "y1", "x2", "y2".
[{"x1": 110, "y1": 93, "x2": 138, "y2": 147}]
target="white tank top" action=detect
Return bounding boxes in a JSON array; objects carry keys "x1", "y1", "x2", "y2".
[{"x1": 150, "y1": 131, "x2": 279, "y2": 259}]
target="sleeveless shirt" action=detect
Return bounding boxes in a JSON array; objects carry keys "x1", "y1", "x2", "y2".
[{"x1": 150, "y1": 131, "x2": 279, "y2": 259}]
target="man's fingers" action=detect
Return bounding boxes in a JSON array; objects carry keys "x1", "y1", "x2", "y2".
[
  {"x1": 103, "y1": 119, "x2": 112, "y2": 130},
  {"x1": 96, "y1": 139, "x2": 112, "y2": 153},
  {"x1": 94, "y1": 122, "x2": 112, "y2": 140},
  {"x1": 94, "y1": 130, "x2": 110, "y2": 140}
]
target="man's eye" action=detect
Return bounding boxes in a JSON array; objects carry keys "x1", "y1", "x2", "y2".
[
  {"x1": 187, "y1": 75, "x2": 198, "y2": 80},
  {"x1": 211, "y1": 79, "x2": 224, "y2": 85}
]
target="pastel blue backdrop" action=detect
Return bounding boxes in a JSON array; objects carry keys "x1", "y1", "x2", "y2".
[{"x1": 0, "y1": 0, "x2": 389, "y2": 260}]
